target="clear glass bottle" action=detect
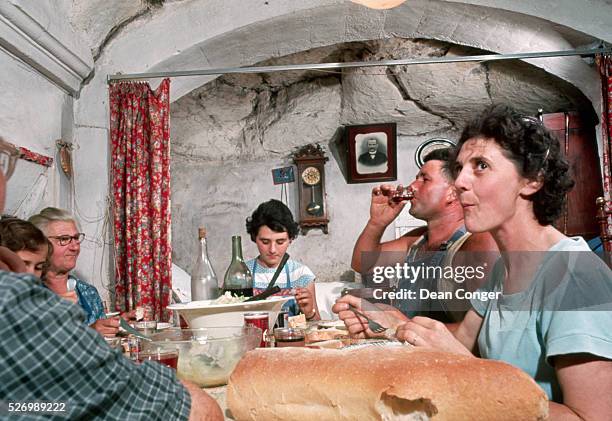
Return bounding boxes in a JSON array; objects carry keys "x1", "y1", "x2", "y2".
[
  {"x1": 191, "y1": 227, "x2": 220, "y2": 301},
  {"x1": 222, "y1": 235, "x2": 253, "y2": 297}
]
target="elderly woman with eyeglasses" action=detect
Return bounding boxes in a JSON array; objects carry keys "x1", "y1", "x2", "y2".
[{"x1": 29, "y1": 207, "x2": 120, "y2": 336}]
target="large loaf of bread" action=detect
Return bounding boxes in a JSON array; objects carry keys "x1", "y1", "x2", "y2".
[{"x1": 227, "y1": 347, "x2": 548, "y2": 420}]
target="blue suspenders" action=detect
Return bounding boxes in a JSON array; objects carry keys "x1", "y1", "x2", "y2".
[{"x1": 398, "y1": 226, "x2": 468, "y2": 320}]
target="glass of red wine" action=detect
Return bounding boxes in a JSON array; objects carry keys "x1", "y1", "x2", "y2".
[
  {"x1": 135, "y1": 348, "x2": 179, "y2": 369},
  {"x1": 390, "y1": 187, "x2": 414, "y2": 203}
]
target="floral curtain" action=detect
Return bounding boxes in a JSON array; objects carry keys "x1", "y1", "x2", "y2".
[
  {"x1": 597, "y1": 54, "x2": 612, "y2": 252},
  {"x1": 109, "y1": 79, "x2": 172, "y2": 321},
  {"x1": 597, "y1": 54, "x2": 612, "y2": 251}
]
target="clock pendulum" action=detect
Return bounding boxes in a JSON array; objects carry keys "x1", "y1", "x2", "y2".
[{"x1": 302, "y1": 166, "x2": 322, "y2": 216}]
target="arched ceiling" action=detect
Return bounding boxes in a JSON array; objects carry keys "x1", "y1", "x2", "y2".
[
  {"x1": 75, "y1": 0, "x2": 610, "y2": 128},
  {"x1": 77, "y1": 0, "x2": 609, "y2": 104},
  {"x1": 68, "y1": 0, "x2": 610, "y2": 58}
]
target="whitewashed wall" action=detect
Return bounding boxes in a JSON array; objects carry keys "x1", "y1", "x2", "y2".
[
  {"x1": 169, "y1": 38, "x2": 593, "y2": 282},
  {"x1": 0, "y1": 1, "x2": 94, "y2": 277},
  {"x1": 2, "y1": 0, "x2": 610, "y2": 300}
]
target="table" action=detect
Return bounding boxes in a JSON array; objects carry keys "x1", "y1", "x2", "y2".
[{"x1": 204, "y1": 385, "x2": 232, "y2": 419}]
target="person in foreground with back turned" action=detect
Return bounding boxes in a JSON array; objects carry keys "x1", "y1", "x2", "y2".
[
  {"x1": 335, "y1": 105, "x2": 612, "y2": 419},
  {"x1": 0, "y1": 136, "x2": 223, "y2": 420}
]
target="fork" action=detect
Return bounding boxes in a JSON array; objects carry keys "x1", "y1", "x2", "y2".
[{"x1": 348, "y1": 305, "x2": 388, "y2": 334}]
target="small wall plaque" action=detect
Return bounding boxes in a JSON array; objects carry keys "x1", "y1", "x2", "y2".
[{"x1": 271, "y1": 166, "x2": 295, "y2": 185}]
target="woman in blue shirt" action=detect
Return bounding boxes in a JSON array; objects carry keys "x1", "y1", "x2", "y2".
[
  {"x1": 29, "y1": 207, "x2": 120, "y2": 335},
  {"x1": 338, "y1": 105, "x2": 612, "y2": 419}
]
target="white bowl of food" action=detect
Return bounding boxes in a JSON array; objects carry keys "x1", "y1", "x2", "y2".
[{"x1": 168, "y1": 295, "x2": 292, "y2": 331}]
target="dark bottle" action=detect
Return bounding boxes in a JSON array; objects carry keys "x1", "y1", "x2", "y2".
[
  {"x1": 191, "y1": 227, "x2": 220, "y2": 301},
  {"x1": 222, "y1": 235, "x2": 253, "y2": 297}
]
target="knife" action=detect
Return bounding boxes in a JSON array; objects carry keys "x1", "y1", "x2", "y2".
[
  {"x1": 244, "y1": 285, "x2": 281, "y2": 302},
  {"x1": 119, "y1": 317, "x2": 152, "y2": 341},
  {"x1": 243, "y1": 253, "x2": 290, "y2": 302}
]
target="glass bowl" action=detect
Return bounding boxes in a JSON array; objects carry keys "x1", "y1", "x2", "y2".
[{"x1": 142, "y1": 326, "x2": 261, "y2": 387}]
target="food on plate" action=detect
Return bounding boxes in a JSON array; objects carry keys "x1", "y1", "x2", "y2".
[
  {"x1": 305, "y1": 339, "x2": 344, "y2": 349},
  {"x1": 227, "y1": 347, "x2": 548, "y2": 421},
  {"x1": 213, "y1": 291, "x2": 249, "y2": 305},
  {"x1": 317, "y1": 319, "x2": 347, "y2": 330},
  {"x1": 305, "y1": 328, "x2": 348, "y2": 343},
  {"x1": 288, "y1": 313, "x2": 306, "y2": 328},
  {"x1": 288, "y1": 314, "x2": 306, "y2": 328}
]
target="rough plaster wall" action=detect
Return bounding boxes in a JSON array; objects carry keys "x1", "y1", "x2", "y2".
[
  {"x1": 71, "y1": 0, "x2": 606, "y2": 297},
  {"x1": 9, "y1": 0, "x2": 91, "y2": 62},
  {"x1": 1, "y1": 1, "x2": 95, "y2": 286},
  {"x1": 0, "y1": 50, "x2": 71, "y2": 218},
  {"x1": 69, "y1": 0, "x2": 147, "y2": 57},
  {"x1": 170, "y1": 38, "x2": 590, "y2": 282}
]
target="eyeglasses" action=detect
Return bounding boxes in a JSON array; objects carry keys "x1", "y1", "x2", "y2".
[
  {"x1": 0, "y1": 141, "x2": 20, "y2": 180},
  {"x1": 48, "y1": 233, "x2": 85, "y2": 246}
]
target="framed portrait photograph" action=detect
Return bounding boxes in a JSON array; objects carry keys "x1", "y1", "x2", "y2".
[{"x1": 345, "y1": 122, "x2": 397, "y2": 183}]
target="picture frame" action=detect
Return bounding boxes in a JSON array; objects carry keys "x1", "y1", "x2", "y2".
[{"x1": 345, "y1": 122, "x2": 397, "y2": 183}]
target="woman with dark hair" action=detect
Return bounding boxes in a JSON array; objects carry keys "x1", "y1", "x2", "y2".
[
  {"x1": 389, "y1": 104, "x2": 612, "y2": 418},
  {"x1": 0, "y1": 217, "x2": 50, "y2": 278},
  {"x1": 245, "y1": 199, "x2": 320, "y2": 320}
]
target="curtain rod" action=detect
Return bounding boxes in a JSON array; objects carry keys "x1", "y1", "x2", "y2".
[{"x1": 107, "y1": 46, "x2": 611, "y2": 82}]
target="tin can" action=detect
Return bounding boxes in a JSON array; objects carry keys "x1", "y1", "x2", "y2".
[
  {"x1": 128, "y1": 336, "x2": 141, "y2": 359},
  {"x1": 244, "y1": 312, "x2": 269, "y2": 347},
  {"x1": 276, "y1": 310, "x2": 289, "y2": 329}
]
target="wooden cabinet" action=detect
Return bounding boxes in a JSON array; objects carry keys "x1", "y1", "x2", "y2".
[{"x1": 542, "y1": 112, "x2": 603, "y2": 239}]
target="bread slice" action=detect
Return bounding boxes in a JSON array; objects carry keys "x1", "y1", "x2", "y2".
[
  {"x1": 227, "y1": 347, "x2": 548, "y2": 420},
  {"x1": 305, "y1": 339, "x2": 345, "y2": 349},
  {"x1": 305, "y1": 328, "x2": 348, "y2": 343}
]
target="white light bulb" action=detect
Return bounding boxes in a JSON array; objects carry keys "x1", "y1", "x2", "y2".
[{"x1": 350, "y1": 0, "x2": 407, "y2": 9}]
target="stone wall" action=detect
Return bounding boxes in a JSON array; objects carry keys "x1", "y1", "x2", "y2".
[
  {"x1": 2, "y1": 0, "x2": 605, "y2": 298},
  {"x1": 170, "y1": 38, "x2": 591, "y2": 282}
]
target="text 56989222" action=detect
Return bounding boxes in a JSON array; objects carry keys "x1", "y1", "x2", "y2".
[{"x1": 4, "y1": 401, "x2": 67, "y2": 414}]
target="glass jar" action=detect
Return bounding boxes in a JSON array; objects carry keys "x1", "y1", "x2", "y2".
[{"x1": 273, "y1": 327, "x2": 305, "y2": 347}]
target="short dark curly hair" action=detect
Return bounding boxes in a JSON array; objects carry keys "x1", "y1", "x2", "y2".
[
  {"x1": 423, "y1": 147, "x2": 455, "y2": 182},
  {"x1": 246, "y1": 199, "x2": 299, "y2": 242},
  {"x1": 454, "y1": 104, "x2": 574, "y2": 225}
]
